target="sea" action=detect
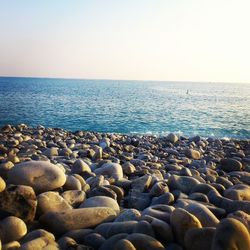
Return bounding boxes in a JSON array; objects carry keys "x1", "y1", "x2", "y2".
[{"x1": 0, "y1": 77, "x2": 249, "y2": 139}]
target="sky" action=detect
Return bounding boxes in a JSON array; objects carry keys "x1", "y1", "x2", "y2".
[{"x1": 0, "y1": 0, "x2": 250, "y2": 83}]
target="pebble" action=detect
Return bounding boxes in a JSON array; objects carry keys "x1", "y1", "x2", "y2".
[
  {"x1": 19, "y1": 237, "x2": 58, "y2": 250},
  {"x1": 94, "y1": 162, "x2": 123, "y2": 180},
  {"x1": 185, "y1": 203, "x2": 219, "y2": 227},
  {"x1": 2, "y1": 241, "x2": 21, "y2": 250},
  {"x1": 220, "y1": 158, "x2": 243, "y2": 172},
  {"x1": 170, "y1": 208, "x2": 202, "y2": 246},
  {"x1": 71, "y1": 159, "x2": 91, "y2": 174},
  {"x1": 224, "y1": 183, "x2": 250, "y2": 201},
  {"x1": 166, "y1": 133, "x2": 179, "y2": 144},
  {"x1": 8, "y1": 161, "x2": 66, "y2": 193},
  {"x1": 0, "y1": 176, "x2": 6, "y2": 192},
  {"x1": 95, "y1": 221, "x2": 138, "y2": 238},
  {"x1": 0, "y1": 185, "x2": 37, "y2": 223},
  {"x1": 37, "y1": 191, "x2": 72, "y2": 215},
  {"x1": 169, "y1": 175, "x2": 200, "y2": 194},
  {"x1": 184, "y1": 227, "x2": 215, "y2": 250},
  {"x1": 125, "y1": 233, "x2": 165, "y2": 250},
  {"x1": 0, "y1": 216, "x2": 27, "y2": 243},
  {"x1": 115, "y1": 209, "x2": 141, "y2": 222},
  {"x1": 184, "y1": 149, "x2": 201, "y2": 160},
  {"x1": 61, "y1": 190, "x2": 86, "y2": 208},
  {"x1": 80, "y1": 196, "x2": 120, "y2": 214}
]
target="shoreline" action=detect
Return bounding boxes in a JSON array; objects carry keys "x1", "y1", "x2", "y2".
[
  {"x1": 0, "y1": 124, "x2": 249, "y2": 249},
  {"x1": 1, "y1": 123, "x2": 250, "y2": 141}
]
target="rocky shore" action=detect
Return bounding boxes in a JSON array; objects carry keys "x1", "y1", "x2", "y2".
[{"x1": 0, "y1": 124, "x2": 249, "y2": 250}]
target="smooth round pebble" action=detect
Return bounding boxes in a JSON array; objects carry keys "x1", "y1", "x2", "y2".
[
  {"x1": 8, "y1": 161, "x2": 66, "y2": 193},
  {"x1": 0, "y1": 216, "x2": 27, "y2": 243}
]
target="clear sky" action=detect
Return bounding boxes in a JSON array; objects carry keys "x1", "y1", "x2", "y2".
[{"x1": 0, "y1": 0, "x2": 249, "y2": 82}]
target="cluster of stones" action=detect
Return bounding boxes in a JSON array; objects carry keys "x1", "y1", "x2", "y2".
[{"x1": 0, "y1": 124, "x2": 249, "y2": 250}]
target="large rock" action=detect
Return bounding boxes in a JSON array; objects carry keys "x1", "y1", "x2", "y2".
[
  {"x1": 220, "y1": 158, "x2": 242, "y2": 172},
  {"x1": 0, "y1": 216, "x2": 27, "y2": 243},
  {"x1": 212, "y1": 218, "x2": 250, "y2": 250},
  {"x1": 8, "y1": 161, "x2": 66, "y2": 193},
  {"x1": 40, "y1": 207, "x2": 117, "y2": 235},
  {"x1": 80, "y1": 196, "x2": 120, "y2": 215},
  {"x1": 94, "y1": 162, "x2": 123, "y2": 180},
  {"x1": 170, "y1": 208, "x2": 202, "y2": 246},
  {"x1": 0, "y1": 185, "x2": 37, "y2": 223}
]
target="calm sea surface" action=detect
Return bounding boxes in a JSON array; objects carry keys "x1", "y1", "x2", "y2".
[{"x1": 0, "y1": 77, "x2": 249, "y2": 138}]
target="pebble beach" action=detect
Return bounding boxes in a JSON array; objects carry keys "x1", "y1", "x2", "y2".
[{"x1": 0, "y1": 124, "x2": 250, "y2": 250}]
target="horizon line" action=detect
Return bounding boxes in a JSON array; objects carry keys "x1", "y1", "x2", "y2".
[{"x1": 0, "y1": 74, "x2": 249, "y2": 85}]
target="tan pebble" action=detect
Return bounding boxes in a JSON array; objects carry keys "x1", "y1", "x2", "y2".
[{"x1": 0, "y1": 216, "x2": 27, "y2": 243}]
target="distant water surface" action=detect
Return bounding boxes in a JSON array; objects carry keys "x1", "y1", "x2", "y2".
[{"x1": 0, "y1": 77, "x2": 249, "y2": 138}]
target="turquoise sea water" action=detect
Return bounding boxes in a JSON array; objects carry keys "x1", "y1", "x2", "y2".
[{"x1": 0, "y1": 77, "x2": 249, "y2": 138}]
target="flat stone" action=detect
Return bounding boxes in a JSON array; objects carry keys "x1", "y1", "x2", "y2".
[{"x1": 40, "y1": 207, "x2": 117, "y2": 235}]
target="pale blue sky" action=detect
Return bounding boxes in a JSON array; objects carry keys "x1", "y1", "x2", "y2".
[{"x1": 0, "y1": 0, "x2": 249, "y2": 82}]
